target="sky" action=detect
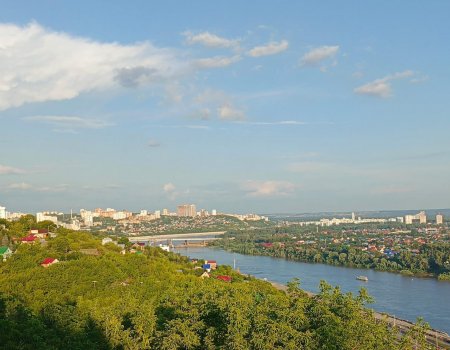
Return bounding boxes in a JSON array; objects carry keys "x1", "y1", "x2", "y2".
[{"x1": 1, "y1": 0, "x2": 450, "y2": 214}]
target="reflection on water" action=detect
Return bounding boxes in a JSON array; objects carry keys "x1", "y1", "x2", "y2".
[{"x1": 174, "y1": 246, "x2": 450, "y2": 334}]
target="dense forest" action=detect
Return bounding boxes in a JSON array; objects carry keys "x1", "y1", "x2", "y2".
[
  {"x1": 0, "y1": 216, "x2": 434, "y2": 349},
  {"x1": 210, "y1": 228, "x2": 450, "y2": 280}
]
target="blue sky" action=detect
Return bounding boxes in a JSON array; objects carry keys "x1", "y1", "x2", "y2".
[{"x1": 1, "y1": 0, "x2": 449, "y2": 213}]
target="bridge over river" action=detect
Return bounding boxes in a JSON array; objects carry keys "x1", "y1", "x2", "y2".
[{"x1": 129, "y1": 231, "x2": 225, "y2": 246}]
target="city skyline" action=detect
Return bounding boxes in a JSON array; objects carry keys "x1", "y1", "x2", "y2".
[{"x1": 1, "y1": 1, "x2": 450, "y2": 212}]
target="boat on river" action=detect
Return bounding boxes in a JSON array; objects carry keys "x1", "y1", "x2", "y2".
[{"x1": 356, "y1": 275, "x2": 368, "y2": 282}]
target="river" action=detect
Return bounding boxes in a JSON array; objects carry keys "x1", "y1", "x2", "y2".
[{"x1": 174, "y1": 246, "x2": 450, "y2": 334}]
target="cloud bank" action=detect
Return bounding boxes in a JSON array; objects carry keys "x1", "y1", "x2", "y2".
[{"x1": 0, "y1": 22, "x2": 186, "y2": 111}]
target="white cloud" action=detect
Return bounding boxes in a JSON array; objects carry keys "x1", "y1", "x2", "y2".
[
  {"x1": 300, "y1": 45, "x2": 339, "y2": 65},
  {"x1": 242, "y1": 180, "x2": 296, "y2": 197},
  {"x1": 371, "y1": 186, "x2": 414, "y2": 195},
  {"x1": 235, "y1": 120, "x2": 306, "y2": 126},
  {"x1": 0, "y1": 22, "x2": 187, "y2": 111},
  {"x1": 287, "y1": 162, "x2": 331, "y2": 173},
  {"x1": 218, "y1": 104, "x2": 246, "y2": 121},
  {"x1": 193, "y1": 89, "x2": 245, "y2": 121},
  {"x1": 7, "y1": 182, "x2": 32, "y2": 190},
  {"x1": 183, "y1": 31, "x2": 239, "y2": 48},
  {"x1": 194, "y1": 55, "x2": 241, "y2": 68},
  {"x1": 247, "y1": 40, "x2": 289, "y2": 57},
  {"x1": 0, "y1": 164, "x2": 26, "y2": 175},
  {"x1": 148, "y1": 139, "x2": 161, "y2": 147},
  {"x1": 354, "y1": 70, "x2": 414, "y2": 98},
  {"x1": 24, "y1": 116, "x2": 113, "y2": 130},
  {"x1": 163, "y1": 182, "x2": 178, "y2": 200},
  {"x1": 5, "y1": 183, "x2": 68, "y2": 192}
]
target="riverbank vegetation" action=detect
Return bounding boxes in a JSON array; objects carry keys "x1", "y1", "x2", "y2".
[
  {"x1": 209, "y1": 226, "x2": 450, "y2": 280},
  {"x1": 0, "y1": 221, "x2": 434, "y2": 349}
]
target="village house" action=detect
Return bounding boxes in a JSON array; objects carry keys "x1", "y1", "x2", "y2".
[
  {"x1": 20, "y1": 234, "x2": 38, "y2": 244},
  {"x1": 216, "y1": 275, "x2": 232, "y2": 283},
  {"x1": 0, "y1": 246, "x2": 12, "y2": 261},
  {"x1": 205, "y1": 260, "x2": 217, "y2": 269},
  {"x1": 40, "y1": 258, "x2": 59, "y2": 268}
]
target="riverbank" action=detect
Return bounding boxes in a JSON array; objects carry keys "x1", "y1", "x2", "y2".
[
  {"x1": 265, "y1": 279, "x2": 450, "y2": 349},
  {"x1": 174, "y1": 246, "x2": 450, "y2": 334},
  {"x1": 212, "y1": 244, "x2": 448, "y2": 281}
]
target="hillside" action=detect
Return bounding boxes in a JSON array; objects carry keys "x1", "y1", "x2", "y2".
[{"x1": 0, "y1": 225, "x2": 431, "y2": 349}]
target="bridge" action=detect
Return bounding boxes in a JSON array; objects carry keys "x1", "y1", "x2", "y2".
[{"x1": 129, "y1": 231, "x2": 225, "y2": 248}]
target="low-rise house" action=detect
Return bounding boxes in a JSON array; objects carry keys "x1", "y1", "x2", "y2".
[
  {"x1": 41, "y1": 258, "x2": 59, "y2": 268},
  {"x1": 216, "y1": 275, "x2": 232, "y2": 283},
  {"x1": 200, "y1": 271, "x2": 210, "y2": 279},
  {"x1": 205, "y1": 260, "x2": 217, "y2": 270},
  {"x1": 30, "y1": 229, "x2": 49, "y2": 239},
  {"x1": 21, "y1": 234, "x2": 38, "y2": 244},
  {"x1": 0, "y1": 246, "x2": 12, "y2": 261},
  {"x1": 102, "y1": 237, "x2": 114, "y2": 245},
  {"x1": 158, "y1": 244, "x2": 170, "y2": 252}
]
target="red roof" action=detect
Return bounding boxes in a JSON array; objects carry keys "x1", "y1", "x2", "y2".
[
  {"x1": 41, "y1": 258, "x2": 56, "y2": 265},
  {"x1": 21, "y1": 234, "x2": 37, "y2": 242},
  {"x1": 216, "y1": 275, "x2": 232, "y2": 282},
  {"x1": 261, "y1": 242, "x2": 273, "y2": 248},
  {"x1": 207, "y1": 260, "x2": 216, "y2": 263}
]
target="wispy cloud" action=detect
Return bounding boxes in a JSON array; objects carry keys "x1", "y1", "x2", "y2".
[
  {"x1": 183, "y1": 31, "x2": 239, "y2": 48},
  {"x1": 148, "y1": 139, "x2": 161, "y2": 147},
  {"x1": 354, "y1": 70, "x2": 414, "y2": 98},
  {"x1": 24, "y1": 115, "x2": 114, "y2": 131},
  {"x1": 5, "y1": 183, "x2": 68, "y2": 192},
  {"x1": 218, "y1": 104, "x2": 246, "y2": 121},
  {"x1": 194, "y1": 55, "x2": 241, "y2": 68},
  {"x1": 0, "y1": 164, "x2": 26, "y2": 175},
  {"x1": 242, "y1": 180, "x2": 296, "y2": 197},
  {"x1": 370, "y1": 186, "x2": 414, "y2": 195},
  {"x1": 300, "y1": 45, "x2": 339, "y2": 66},
  {"x1": 234, "y1": 120, "x2": 307, "y2": 126},
  {"x1": 7, "y1": 182, "x2": 32, "y2": 190},
  {"x1": 163, "y1": 183, "x2": 176, "y2": 198},
  {"x1": 247, "y1": 40, "x2": 289, "y2": 57}
]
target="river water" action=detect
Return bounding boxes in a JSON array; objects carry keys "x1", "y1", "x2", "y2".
[{"x1": 174, "y1": 246, "x2": 450, "y2": 334}]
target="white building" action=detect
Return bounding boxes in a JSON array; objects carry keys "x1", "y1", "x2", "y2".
[
  {"x1": 36, "y1": 212, "x2": 58, "y2": 224},
  {"x1": 113, "y1": 211, "x2": 127, "y2": 220},
  {"x1": 212, "y1": 209, "x2": 217, "y2": 216},
  {"x1": 154, "y1": 210, "x2": 161, "y2": 219},
  {"x1": 139, "y1": 210, "x2": 148, "y2": 216},
  {"x1": 436, "y1": 214, "x2": 444, "y2": 225},
  {"x1": 0, "y1": 206, "x2": 6, "y2": 219},
  {"x1": 405, "y1": 211, "x2": 427, "y2": 225}
]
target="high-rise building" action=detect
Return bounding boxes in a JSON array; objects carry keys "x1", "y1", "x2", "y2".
[
  {"x1": 436, "y1": 214, "x2": 444, "y2": 225},
  {"x1": 212, "y1": 209, "x2": 217, "y2": 216},
  {"x1": 0, "y1": 206, "x2": 6, "y2": 219},
  {"x1": 351, "y1": 212, "x2": 356, "y2": 221},
  {"x1": 405, "y1": 211, "x2": 427, "y2": 225},
  {"x1": 177, "y1": 204, "x2": 197, "y2": 217},
  {"x1": 154, "y1": 210, "x2": 161, "y2": 219},
  {"x1": 162, "y1": 208, "x2": 168, "y2": 216},
  {"x1": 418, "y1": 211, "x2": 427, "y2": 224}
]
